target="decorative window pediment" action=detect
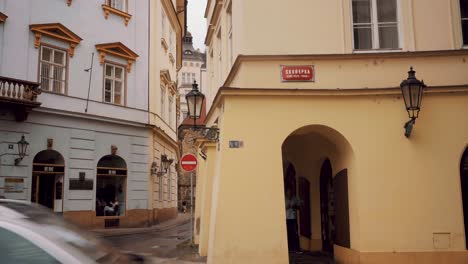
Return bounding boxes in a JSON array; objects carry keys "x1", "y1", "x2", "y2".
[
  {"x1": 29, "y1": 23, "x2": 82, "y2": 57},
  {"x1": 102, "y1": 4, "x2": 132, "y2": 26},
  {"x1": 0, "y1": 12, "x2": 7, "y2": 23},
  {"x1": 160, "y1": 70, "x2": 176, "y2": 95},
  {"x1": 95, "y1": 42, "x2": 138, "y2": 73}
]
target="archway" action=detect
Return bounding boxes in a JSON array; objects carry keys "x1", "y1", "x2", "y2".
[
  {"x1": 31, "y1": 150, "x2": 65, "y2": 211},
  {"x1": 460, "y1": 148, "x2": 468, "y2": 249},
  {"x1": 96, "y1": 155, "x2": 127, "y2": 218},
  {"x1": 282, "y1": 125, "x2": 353, "y2": 260}
]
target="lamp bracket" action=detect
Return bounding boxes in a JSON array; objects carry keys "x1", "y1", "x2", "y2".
[{"x1": 404, "y1": 118, "x2": 416, "y2": 138}]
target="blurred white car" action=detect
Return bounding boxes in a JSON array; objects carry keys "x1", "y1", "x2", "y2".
[{"x1": 0, "y1": 199, "x2": 145, "y2": 264}]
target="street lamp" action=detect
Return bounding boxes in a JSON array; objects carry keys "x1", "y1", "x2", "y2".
[
  {"x1": 400, "y1": 67, "x2": 426, "y2": 138},
  {"x1": 15, "y1": 135, "x2": 29, "y2": 166},
  {"x1": 185, "y1": 80, "x2": 219, "y2": 141},
  {"x1": 151, "y1": 154, "x2": 174, "y2": 177}
]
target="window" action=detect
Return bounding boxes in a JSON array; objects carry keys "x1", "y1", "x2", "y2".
[
  {"x1": 182, "y1": 111, "x2": 188, "y2": 119},
  {"x1": 182, "y1": 73, "x2": 186, "y2": 84},
  {"x1": 352, "y1": 0, "x2": 399, "y2": 50},
  {"x1": 227, "y1": 3, "x2": 233, "y2": 66},
  {"x1": 167, "y1": 165, "x2": 172, "y2": 201},
  {"x1": 168, "y1": 96, "x2": 173, "y2": 126},
  {"x1": 0, "y1": 226, "x2": 60, "y2": 263},
  {"x1": 106, "y1": 0, "x2": 127, "y2": 12},
  {"x1": 191, "y1": 73, "x2": 196, "y2": 83},
  {"x1": 104, "y1": 63, "x2": 125, "y2": 105},
  {"x1": 159, "y1": 173, "x2": 164, "y2": 200},
  {"x1": 190, "y1": 62, "x2": 194, "y2": 67},
  {"x1": 461, "y1": 0, "x2": 468, "y2": 45},
  {"x1": 161, "y1": 9, "x2": 166, "y2": 39},
  {"x1": 161, "y1": 86, "x2": 166, "y2": 119},
  {"x1": 39, "y1": 45, "x2": 67, "y2": 94}
]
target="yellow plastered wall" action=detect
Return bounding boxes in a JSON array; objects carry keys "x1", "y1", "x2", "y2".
[
  {"x1": 199, "y1": 143, "x2": 217, "y2": 256},
  {"x1": 206, "y1": 92, "x2": 468, "y2": 263}
]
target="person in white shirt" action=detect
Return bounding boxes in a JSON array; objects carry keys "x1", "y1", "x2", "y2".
[{"x1": 285, "y1": 188, "x2": 301, "y2": 252}]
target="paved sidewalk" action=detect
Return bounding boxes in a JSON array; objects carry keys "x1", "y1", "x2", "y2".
[{"x1": 93, "y1": 213, "x2": 192, "y2": 237}]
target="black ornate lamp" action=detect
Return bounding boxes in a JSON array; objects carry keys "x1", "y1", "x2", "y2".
[
  {"x1": 15, "y1": 135, "x2": 29, "y2": 166},
  {"x1": 400, "y1": 67, "x2": 426, "y2": 138},
  {"x1": 185, "y1": 80, "x2": 219, "y2": 141}
]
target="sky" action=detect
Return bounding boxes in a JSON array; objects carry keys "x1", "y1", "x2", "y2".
[{"x1": 187, "y1": 0, "x2": 207, "y2": 51}]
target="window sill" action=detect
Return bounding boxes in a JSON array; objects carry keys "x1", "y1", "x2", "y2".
[
  {"x1": 102, "y1": 4, "x2": 132, "y2": 26},
  {"x1": 41, "y1": 90, "x2": 68, "y2": 96},
  {"x1": 353, "y1": 48, "x2": 403, "y2": 54},
  {"x1": 161, "y1": 38, "x2": 169, "y2": 53},
  {"x1": 102, "y1": 101, "x2": 127, "y2": 108}
]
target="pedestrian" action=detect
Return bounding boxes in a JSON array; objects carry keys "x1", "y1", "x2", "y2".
[{"x1": 285, "y1": 187, "x2": 302, "y2": 253}]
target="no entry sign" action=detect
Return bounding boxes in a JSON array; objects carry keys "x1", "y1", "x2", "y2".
[{"x1": 181, "y1": 153, "x2": 198, "y2": 172}]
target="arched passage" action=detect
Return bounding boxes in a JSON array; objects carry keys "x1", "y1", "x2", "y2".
[
  {"x1": 31, "y1": 150, "x2": 65, "y2": 211},
  {"x1": 282, "y1": 125, "x2": 354, "y2": 259},
  {"x1": 460, "y1": 148, "x2": 468, "y2": 249},
  {"x1": 96, "y1": 155, "x2": 127, "y2": 217}
]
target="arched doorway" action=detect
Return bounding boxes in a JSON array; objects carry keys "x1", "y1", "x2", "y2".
[
  {"x1": 460, "y1": 149, "x2": 468, "y2": 249},
  {"x1": 31, "y1": 150, "x2": 65, "y2": 211},
  {"x1": 95, "y1": 155, "x2": 127, "y2": 218},
  {"x1": 282, "y1": 125, "x2": 353, "y2": 261},
  {"x1": 320, "y1": 159, "x2": 334, "y2": 253}
]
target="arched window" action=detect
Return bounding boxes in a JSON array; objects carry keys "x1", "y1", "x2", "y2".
[{"x1": 96, "y1": 155, "x2": 127, "y2": 216}]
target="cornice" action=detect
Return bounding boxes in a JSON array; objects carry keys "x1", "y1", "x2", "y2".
[
  {"x1": 102, "y1": 4, "x2": 132, "y2": 26},
  {"x1": 205, "y1": 85, "x2": 468, "y2": 124},
  {"x1": 29, "y1": 23, "x2": 82, "y2": 57}
]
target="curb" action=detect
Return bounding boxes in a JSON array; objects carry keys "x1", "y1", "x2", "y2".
[{"x1": 94, "y1": 218, "x2": 191, "y2": 238}]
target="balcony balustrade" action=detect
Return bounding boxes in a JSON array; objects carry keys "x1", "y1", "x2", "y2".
[{"x1": 0, "y1": 76, "x2": 42, "y2": 121}]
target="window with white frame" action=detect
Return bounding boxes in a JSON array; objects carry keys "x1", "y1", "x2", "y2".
[
  {"x1": 352, "y1": 0, "x2": 399, "y2": 50},
  {"x1": 191, "y1": 73, "x2": 195, "y2": 83},
  {"x1": 159, "y1": 173, "x2": 163, "y2": 200},
  {"x1": 217, "y1": 30, "x2": 222, "y2": 86},
  {"x1": 461, "y1": 0, "x2": 468, "y2": 45},
  {"x1": 227, "y1": 3, "x2": 233, "y2": 66},
  {"x1": 161, "y1": 9, "x2": 166, "y2": 39},
  {"x1": 106, "y1": 0, "x2": 127, "y2": 12},
  {"x1": 160, "y1": 85, "x2": 166, "y2": 119},
  {"x1": 104, "y1": 63, "x2": 125, "y2": 105},
  {"x1": 39, "y1": 45, "x2": 67, "y2": 94},
  {"x1": 167, "y1": 165, "x2": 172, "y2": 201},
  {"x1": 168, "y1": 95, "x2": 173, "y2": 126},
  {"x1": 182, "y1": 72, "x2": 187, "y2": 84}
]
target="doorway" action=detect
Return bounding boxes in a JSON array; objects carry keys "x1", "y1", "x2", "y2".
[
  {"x1": 320, "y1": 159, "x2": 335, "y2": 254},
  {"x1": 460, "y1": 149, "x2": 468, "y2": 249},
  {"x1": 31, "y1": 150, "x2": 65, "y2": 211}
]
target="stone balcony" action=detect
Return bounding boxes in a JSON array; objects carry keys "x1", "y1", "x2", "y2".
[{"x1": 0, "y1": 76, "x2": 41, "y2": 121}]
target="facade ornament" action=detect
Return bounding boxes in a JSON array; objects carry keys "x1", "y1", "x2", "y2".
[
  {"x1": 47, "y1": 138, "x2": 53, "y2": 150},
  {"x1": 111, "y1": 145, "x2": 118, "y2": 155}
]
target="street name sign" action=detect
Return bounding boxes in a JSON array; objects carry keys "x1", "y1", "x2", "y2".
[
  {"x1": 181, "y1": 153, "x2": 198, "y2": 172},
  {"x1": 280, "y1": 65, "x2": 315, "y2": 82}
]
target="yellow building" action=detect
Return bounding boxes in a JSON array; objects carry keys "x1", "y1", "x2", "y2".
[
  {"x1": 195, "y1": 0, "x2": 468, "y2": 263},
  {"x1": 148, "y1": 0, "x2": 186, "y2": 223}
]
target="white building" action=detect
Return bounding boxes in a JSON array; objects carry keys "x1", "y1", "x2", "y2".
[
  {"x1": 0, "y1": 0, "x2": 153, "y2": 228},
  {"x1": 178, "y1": 32, "x2": 206, "y2": 122}
]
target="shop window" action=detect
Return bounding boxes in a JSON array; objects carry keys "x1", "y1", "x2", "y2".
[
  {"x1": 104, "y1": 63, "x2": 125, "y2": 105},
  {"x1": 39, "y1": 45, "x2": 67, "y2": 94},
  {"x1": 96, "y1": 155, "x2": 127, "y2": 216},
  {"x1": 461, "y1": 0, "x2": 468, "y2": 45},
  {"x1": 352, "y1": 0, "x2": 399, "y2": 50}
]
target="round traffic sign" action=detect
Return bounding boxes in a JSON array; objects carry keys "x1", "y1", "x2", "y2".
[{"x1": 181, "y1": 153, "x2": 198, "y2": 172}]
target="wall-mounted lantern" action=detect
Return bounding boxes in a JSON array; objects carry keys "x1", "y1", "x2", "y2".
[
  {"x1": 14, "y1": 135, "x2": 29, "y2": 166},
  {"x1": 151, "y1": 154, "x2": 174, "y2": 177},
  {"x1": 185, "y1": 80, "x2": 219, "y2": 141},
  {"x1": 400, "y1": 67, "x2": 426, "y2": 138}
]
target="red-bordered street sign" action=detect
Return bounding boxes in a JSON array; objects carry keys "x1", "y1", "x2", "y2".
[
  {"x1": 181, "y1": 153, "x2": 198, "y2": 172},
  {"x1": 280, "y1": 65, "x2": 315, "y2": 82}
]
